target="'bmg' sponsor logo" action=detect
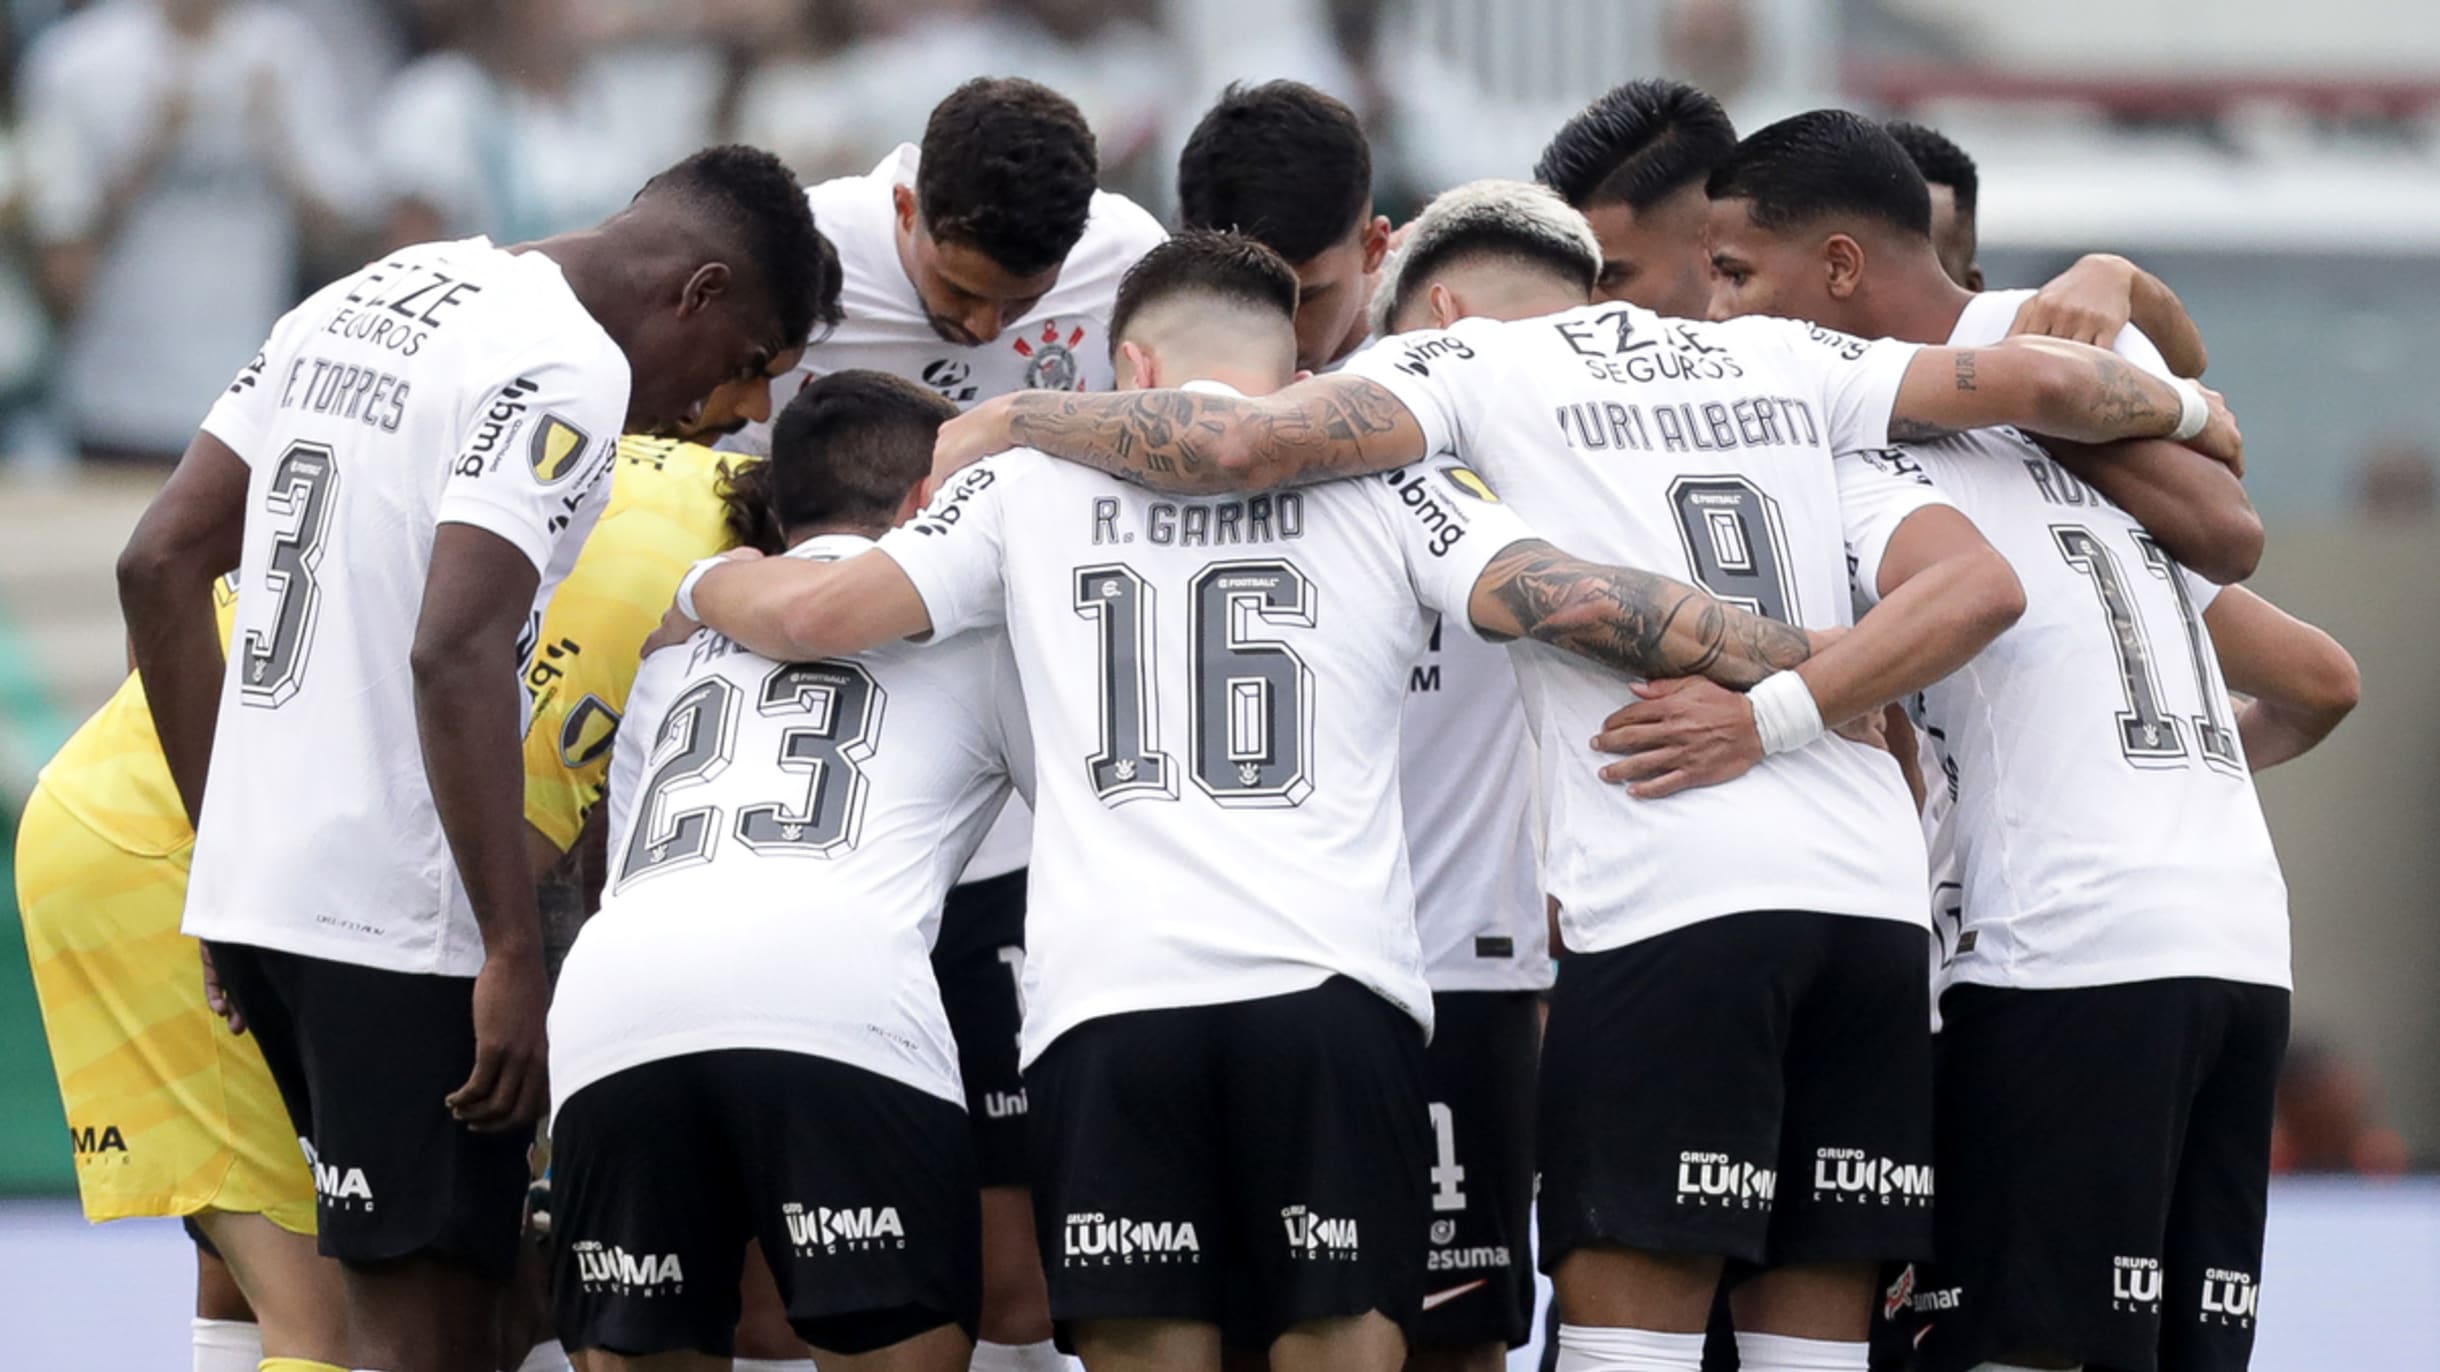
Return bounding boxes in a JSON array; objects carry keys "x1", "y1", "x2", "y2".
[
  {"x1": 1062, "y1": 1212, "x2": 1202, "y2": 1267},
  {"x1": 782, "y1": 1202, "x2": 906, "y2": 1253},
  {"x1": 1810, "y1": 1147, "x2": 1933, "y2": 1206},
  {"x1": 1676, "y1": 1151, "x2": 1775, "y2": 1209}
]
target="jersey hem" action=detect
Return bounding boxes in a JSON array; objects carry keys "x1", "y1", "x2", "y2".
[{"x1": 551, "y1": 1029, "x2": 965, "y2": 1124}]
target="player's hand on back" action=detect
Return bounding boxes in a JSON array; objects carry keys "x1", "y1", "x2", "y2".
[
  {"x1": 2010, "y1": 253, "x2": 2139, "y2": 349},
  {"x1": 642, "y1": 546, "x2": 764, "y2": 657},
  {"x1": 449, "y1": 947, "x2": 551, "y2": 1132},
  {"x1": 932, "y1": 393, "x2": 1020, "y2": 483},
  {"x1": 1590, "y1": 677, "x2": 1766, "y2": 799},
  {"x1": 2189, "y1": 384, "x2": 2243, "y2": 476}
]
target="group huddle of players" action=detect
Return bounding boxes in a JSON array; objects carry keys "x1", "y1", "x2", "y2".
[{"x1": 22, "y1": 68, "x2": 2359, "y2": 1372}]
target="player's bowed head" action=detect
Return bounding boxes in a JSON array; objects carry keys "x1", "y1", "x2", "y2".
[{"x1": 564, "y1": 145, "x2": 842, "y2": 435}]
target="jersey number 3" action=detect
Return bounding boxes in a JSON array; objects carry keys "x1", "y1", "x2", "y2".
[{"x1": 239, "y1": 442, "x2": 340, "y2": 709}]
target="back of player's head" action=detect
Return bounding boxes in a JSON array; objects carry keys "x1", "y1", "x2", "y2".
[
  {"x1": 1884, "y1": 119, "x2": 1978, "y2": 220},
  {"x1": 917, "y1": 77, "x2": 1100, "y2": 278},
  {"x1": 1706, "y1": 109, "x2": 1932, "y2": 240},
  {"x1": 1109, "y1": 229, "x2": 1299, "y2": 349},
  {"x1": 724, "y1": 370, "x2": 959, "y2": 548},
  {"x1": 1177, "y1": 81, "x2": 1373, "y2": 264},
  {"x1": 1372, "y1": 179, "x2": 1599, "y2": 335},
  {"x1": 635, "y1": 144, "x2": 842, "y2": 347},
  {"x1": 1534, "y1": 79, "x2": 1737, "y2": 211}
]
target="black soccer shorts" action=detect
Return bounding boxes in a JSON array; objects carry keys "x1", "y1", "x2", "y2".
[
  {"x1": 1912, "y1": 978, "x2": 2288, "y2": 1372},
  {"x1": 1416, "y1": 989, "x2": 1540, "y2": 1351},
  {"x1": 551, "y1": 1048, "x2": 979, "y2": 1359},
  {"x1": 1537, "y1": 911, "x2": 1935, "y2": 1273},
  {"x1": 1026, "y1": 975, "x2": 1432, "y2": 1353},
  {"x1": 207, "y1": 942, "x2": 531, "y2": 1279},
  {"x1": 932, "y1": 868, "x2": 1030, "y2": 1187}
]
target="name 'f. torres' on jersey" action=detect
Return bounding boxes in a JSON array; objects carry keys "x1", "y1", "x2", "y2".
[
  {"x1": 183, "y1": 236, "x2": 628, "y2": 976},
  {"x1": 875, "y1": 420, "x2": 1543, "y2": 1065},
  {"x1": 1342, "y1": 303, "x2": 1951, "y2": 954}
]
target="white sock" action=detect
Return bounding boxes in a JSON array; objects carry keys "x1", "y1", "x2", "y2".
[
  {"x1": 730, "y1": 1360, "x2": 817, "y2": 1372},
  {"x1": 513, "y1": 1341, "x2": 573, "y2": 1372},
  {"x1": 1736, "y1": 1331, "x2": 1868, "y2": 1371},
  {"x1": 191, "y1": 1318, "x2": 261, "y2": 1372},
  {"x1": 970, "y1": 1341, "x2": 1067, "y2": 1371},
  {"x1": 1554, "y1": 1324, "x2": 1705, "y2": 1372}
]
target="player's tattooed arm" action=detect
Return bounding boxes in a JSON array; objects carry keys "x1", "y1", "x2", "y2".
[
  {"x1": 1890, "y1": 338, "x2": 2241, "y2": 470},
  {"x1": 935, "y1": 375, "x2": 1428, "y2": 494},
  {"x1": 1466, "y1": 539, "x2": 1816, "y2": 688}
]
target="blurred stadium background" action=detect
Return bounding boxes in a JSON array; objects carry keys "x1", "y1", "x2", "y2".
[{"x1": 0, "y1": 0, "x2": 2433, "y2": 1363}]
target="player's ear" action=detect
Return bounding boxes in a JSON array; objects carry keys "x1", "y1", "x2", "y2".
[
  {"x1": 680, "y1": 262, "x2": 731, "y2": 316},
  {"x1": 1117, "y1": 338, "x2": 1156, "y2": 390},
  {"x1": 1822, "y1": 233, "x2": 1864, "y2": 301},
  {"x1": 1966, "y1": 261, "x2": 1986, "y2": 293},
  {"x1": 894, "y1": 480, "x2": 930, "y2": 527},
  {"x1": 1428, "y1": 281, "x2": 1461, "y2": 329},
  {"x1": 892, "y1": 184, "x2": 920, "y2": 237},
  {"x1": 1360, "y1": 214, "x2": 1393, "y2": 274}
]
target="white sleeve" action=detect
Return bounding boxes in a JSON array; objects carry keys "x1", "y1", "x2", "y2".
[
  {"x1": 197, "y1": 341, "x2": 281, "y2": 465},
  {"x1": 435, "y1": 351, "x2": 627, "y2": 574},
  {"x1": 1838, "y1": 447, "x2": 1957, "y2": 608},
  {"x1": 2106, "y1": 319, "x2": 2177, "y2": 383},
  {"x1": 1370, "y1": 463, "x2": 1541, "y2": 641},
  {"x1": 2178, "y1": 564, "x2": 2224, "y2": 612},
  {"x1": 1763, "y1": 319, "x2": 1924, "y2": 456},
  {"x1": 873, "y1": 456, "x2": 1018, "y2": 639},
  {"x1": 1334, "y1": 324, "x2": 1499, "y2": 464}
]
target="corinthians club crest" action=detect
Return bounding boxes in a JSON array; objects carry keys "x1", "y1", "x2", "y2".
[{"x1": 1013, "y1": 320, "x2": 1089, "y2": 391}]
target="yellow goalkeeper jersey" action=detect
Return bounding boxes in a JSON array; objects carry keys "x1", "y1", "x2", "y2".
[{"x1": 521, "y1": 435, "x2": 737, "y2": 852}]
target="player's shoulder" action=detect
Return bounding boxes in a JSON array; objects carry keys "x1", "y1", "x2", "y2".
[
  {"x1": 605, "y1": 435, "x2": 730, "y2": 522},
  {"x1": 1946, "y1": 289, "x2": 2034, "y2": 349},
  {"x1": 1077, "y1": 189, "x2": 1168, "y2": 270}
]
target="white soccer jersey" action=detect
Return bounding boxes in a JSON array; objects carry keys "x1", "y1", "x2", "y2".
[
  {"x1": 754, "y1": 143, "x2": 1165, "y2": 883},
  {"x1": 1344, "y1": 304, "x2": 1948, "y2": 954},
  {"x1": 1402, "y1": 620, "x2": 1550, "y2": 991},
  {"x1": 1870, "y1": 291, "x2": 2289, "y2": 993},
  {"x1": 184, "y1": 236, "x2": 628, "y2": 975},
  {"x1": 876, "y1": 420, "x2": 1542, "y2": 1064},
  {"x1": 549, "y1": 535, "x2": 1032, "y2": 1116}
]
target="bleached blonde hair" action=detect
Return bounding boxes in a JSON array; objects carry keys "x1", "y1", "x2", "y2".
[{"x1": 1369, "y1": 178, "x2": 1602, "y2": 338}]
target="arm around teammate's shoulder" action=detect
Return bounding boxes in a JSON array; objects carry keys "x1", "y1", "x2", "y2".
[
  {"x1": 2045, "y1": 436, "x2": 2264, "y2": 584},
  {"x1": 688, "y1": 549, "x2": 935, "y2": 663},
  {"x1": 2204, "y1": 587, "x2": 2359, "y2": 770},
  {"x1": 1465, "y1": 538, "x2": 1819, "y2": 687},
  {"x1": 1891, "y1": 337, "x2": 2241, "y2": 471},
  {"x1": 934, "y1": 373, "x2": 1432, "y2": 494}
]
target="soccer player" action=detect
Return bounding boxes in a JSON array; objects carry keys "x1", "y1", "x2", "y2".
[
  {"x1": 1534, "y1": 79, "x2": 1740, "y2": 316},
  {"x1": 546, "y1": 372, "x2": 1012, "y2": 1372},
  {"x1": 115, "y1": 146, "x2": 831, "y2": 1372},
  {"x1": 924, "y1": 187, "x2": 2241, "y2": 1372},
  {"x1": 1883, "y1": 118, "x2": 2211, "y2": 380},
  {"x1": 763, "y1": 75, "x2": 1167, "y2": 1371},
  {"x1": 1705, "y1": 109, "x2": 2358, "y2": 1372},
  {"x1": 16, "y1": 575, "x2": 343, "y2": 1372},
  {"x1": 670, "y1": 231, "x2": 1848, "y2": 1372},
  {"x1": 1182, "y1": 80, "x2": 1544, "y2": 1372},
  {"x1": 1177, "y1": 80, "x2": 1393, "y2": 373}
]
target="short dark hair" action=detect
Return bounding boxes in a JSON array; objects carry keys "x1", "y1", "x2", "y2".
[
  {"x1": 1706, "y1": 109, "x2": 1932, "y2": 239},
  {"x1": 719, "y1": 370, "x2": 958, "y2": 550},
  {"x1": 917, "y1": 77, "x2": 1099, "y2": 278},
  {"x1": 1534, "y1": 79, "x2": 1737, "y2": 211},
  {"x1": 1107, "y1": 230, "x2": 1298, "y2": 351},
  {"x1": 1177, "y1": 81, "x2": 1372, "y2": 265},
  {"x1": 638, "y1": 144, "x2": 840, "y2": 347},
  {"x1": 1884, "y1": 119, "x2": 1978, "y2": 219}
]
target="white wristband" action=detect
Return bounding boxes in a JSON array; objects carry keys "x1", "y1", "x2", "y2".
[
  {"x1": 2167, "y1": 377, "x2": 2208, "y2": 443},
  {"x1": 673, "y1": 556, "x2": 726, "y2": 622},
  {"x1": 1748, "y1": 670, "x2": 1826, "y2": 757}
]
